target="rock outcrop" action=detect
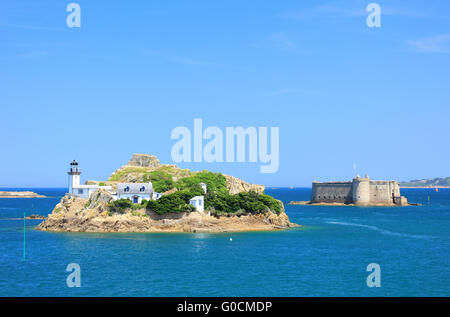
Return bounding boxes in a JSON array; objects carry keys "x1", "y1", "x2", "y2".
[
  {"x1": 37, "y1": 189, "x2": 298, "y2": 233},
  {"x1": 126, "y1": 153, "x2": 160, "y2": 168},
  {"x1": 25, "y1": 214, "x2": 45, "y2": 219},
  {"x1": 224, "y1": 175, "x2": 265, "y2": 195}
]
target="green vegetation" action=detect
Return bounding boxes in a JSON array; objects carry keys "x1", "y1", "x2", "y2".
[
  {"x1": 146, "y1": 191, "x2": 196, "y2": 215},
  {"x1": 156, "y1": 165, "x2": 191, "y2": 178},
  {"x1": 145, "y1": 170, "x2": 282, "y2": 216},
  {"x1": 109, "y1": 165, "x2": 191, "y2": 183},
  {"x1": 131, "y1": 210, "x2": 148, "y2": 217},
  {"x1": 107, "y1": 169, "x2": 282, "y2": 216},
  {"x1": 143, "y1": 171, "x2": 223, "y2": 215},
  {"x1": 144, "y1": 170, "x2": 175, "y2": 192},
  {"x1": 108, "y1": 167, "x2": 150, "y2": 181},
  {"x1": 98, "y1": 182, "x2": 105, "y2": 186},
  {"x1": 108, "y1": 198, "x2": 146, "y2": 214},
  {"x1": 177, "y1": 170, "x2": 228, "y2": 195},
  {"x1": 144, "y1": 169, "x2": 227, "y2": 195},
  {"x1": 206, "y1": 191, "x2": 282, "y2": 216}
]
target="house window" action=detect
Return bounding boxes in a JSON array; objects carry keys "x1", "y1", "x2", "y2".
[
  {"x1": 125, "y1": 186, "x2": 130, "y2": 192},
  {"x1": 199, "y1": 200, "x2": 202, "y2": 206},
  {"x1": 78, "y1": 189, "x2": 83, "y2": 194},
  {"x1": 140, "y1": 186, "x2": 145, "y2": 192}
]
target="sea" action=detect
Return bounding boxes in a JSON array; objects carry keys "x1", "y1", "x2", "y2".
[{"x1": 0, "y1": 187, "x2": 448, "y2": 297}]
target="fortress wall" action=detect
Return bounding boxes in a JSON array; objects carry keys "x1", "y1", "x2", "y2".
[
  {"x1": 369, "y1": 181, "x2": 394, "y2": 204},
  {"x1": 311, "y1": 182, "x2": 353, "y2": 203},
  {"x1": 392, "y1": 181, "x2": 401, "y2": 197},
  {"x1": 311, "y1": 178, "x2": 405, "y2": 205},
  {"x1": 368, "y1": 181, "x2": 401, "y2": 204}
]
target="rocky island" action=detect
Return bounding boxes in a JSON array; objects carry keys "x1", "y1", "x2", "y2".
[
  {"x1": 0, "y1": 191, "x2": 46, "y2": 198},
  {"x1": 25, "y1": 214, "x2": 45, "y2": 220},
  {"x1": 37, "y1": 154, "x2": 298, "y2": 233}
]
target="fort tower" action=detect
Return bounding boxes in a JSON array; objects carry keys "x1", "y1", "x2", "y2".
[{"x1": 352, "y1": 175, "x2": 371, "y2": 206}]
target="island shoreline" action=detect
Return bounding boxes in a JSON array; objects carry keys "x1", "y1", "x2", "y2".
[{"x1": 37, "y1": 192, "x2": 299, "y2": 233}]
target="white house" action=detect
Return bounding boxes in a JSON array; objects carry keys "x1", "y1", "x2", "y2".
[
  {"x1": 117, "y1": 183, "x2": 153, "y2": 204},
  {"x1": 200, "y1": 182, "x2": 207, "y2": 194},
  {"x1": 152, "y1": 192, "x2": 162, "y2": 200},
  {"x1": 68, "y1": 160, "x2": 112, "y2": 198},
  {"x1": 189, "y1": 195, "x2": 204, "y2": 213}
]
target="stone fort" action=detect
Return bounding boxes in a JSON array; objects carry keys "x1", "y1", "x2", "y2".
[{"x1": 311, "y1": 175, "x2": 408, "y2": 206}]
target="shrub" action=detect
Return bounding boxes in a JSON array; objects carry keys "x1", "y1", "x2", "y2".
[
  {"x1": 108, "y1": 199, "x2": 134, "y2": 214},
  {"x1": 108, "y1": 198, "x2": 146, "y2": 214},
  {"x1": 206, "y1": 191, "x2": 282, "y2": 216},
  {"x1": 146, "y1": 191, "x2": 194, "y2": 215},
  {"x1": 175, "y1": 171, "x2": 228, "y2": 195},
  {"x1": 147, "y1": 171, "x2": 175, "y2": 192},
  {"x1": 257, "y1": 194, "x2": 282, "y2": 214}
]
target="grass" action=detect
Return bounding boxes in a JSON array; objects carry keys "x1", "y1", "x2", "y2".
[{"x1": 108, "y1": 167, "x2": 151, "y2": 181}]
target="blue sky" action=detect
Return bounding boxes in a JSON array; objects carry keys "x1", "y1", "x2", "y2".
[{"x1": 1, "y1": 0, "x2": 449, "y2": 187}]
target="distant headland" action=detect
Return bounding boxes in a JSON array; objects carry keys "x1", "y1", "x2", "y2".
[
  {"x1": 399, "y1": 177, "x2": 450, "y2": 188},
  {"x1": 37, "y1": 154, "x2": 298, "y2": 233},
  {"x1": 290, "y1": 175, "x2": 412, "y2": 207},
  {"x1": 0, "y1": 191, "x2": 46, "y2": 198}
]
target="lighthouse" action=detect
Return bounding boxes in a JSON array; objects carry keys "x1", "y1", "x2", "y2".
[
  {"x1": 66, "y1": 160, "x2": 113, "y2": 198},
  {"x1": 68, "y1": 160, "x2": 81, "y2": 195}
]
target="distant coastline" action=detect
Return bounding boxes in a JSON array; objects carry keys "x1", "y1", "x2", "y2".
[
  {"x1": 399, "y1": 177, "x2": 449, "y2": 188},
  {"x1": 400, "y1": 186, "x2": 449, "y2": 189},
  {"x1": 289, "y1": 201, "x2": 422, "y2": 206},
  {"x1": 0, "y1": 191, "x2": 46, "y2": 198}
]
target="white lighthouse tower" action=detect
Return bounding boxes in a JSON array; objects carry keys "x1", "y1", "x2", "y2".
[
  {"x1": 68, "y1": 160, "x2": 81, "y2": 195},
  {"x1": 67, "y1": 160, "x2": 113, "y2": 198}
]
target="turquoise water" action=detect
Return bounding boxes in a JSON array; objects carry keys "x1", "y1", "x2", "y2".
[{"x1": 0, "y1": 187, "x2": 449, "y2": 296}]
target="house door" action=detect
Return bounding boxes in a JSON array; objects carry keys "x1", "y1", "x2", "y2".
[{"x1": 133, "y1": 196, "x2": 139, "y2": 204}]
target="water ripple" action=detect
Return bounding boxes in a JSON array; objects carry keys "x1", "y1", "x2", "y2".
[{"x1": 325, "y1": 221, "x2": 434, "y2": 240}]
